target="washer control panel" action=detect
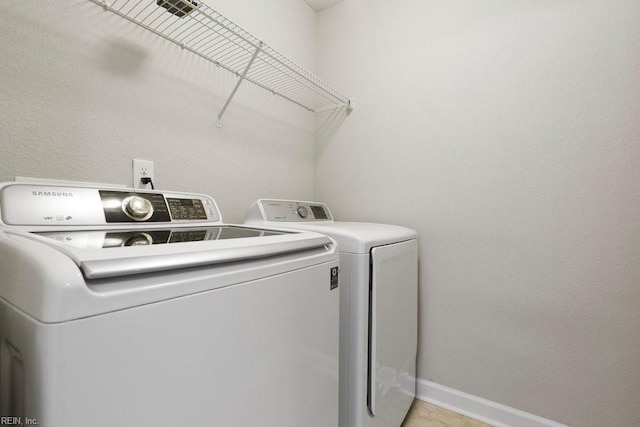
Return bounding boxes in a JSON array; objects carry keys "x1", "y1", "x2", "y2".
[
  {"x1": 0, "y1": 183, "x2": 221, "y2": 226},
  {"x1": 257, "y1": 200, "x2": 333, "y2": 222}
]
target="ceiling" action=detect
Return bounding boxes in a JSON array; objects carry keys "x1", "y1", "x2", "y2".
[{"x1": 303, "y1": 0, "x2": 344, "y2": 12}]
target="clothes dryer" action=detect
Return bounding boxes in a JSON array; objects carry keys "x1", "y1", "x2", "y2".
[
  {"x1": 246, "y1": 199, "x2": 418, "y2": 427},
  {"x1": 0, "y1": 182, "x2": 339, "y2": 427}
]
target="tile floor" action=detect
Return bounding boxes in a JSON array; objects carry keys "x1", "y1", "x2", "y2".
[{"x1": 401, "y1": 400, "x2": 492, "y2": 427}]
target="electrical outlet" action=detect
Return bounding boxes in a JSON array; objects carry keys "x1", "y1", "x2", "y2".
[{"x1": 133, "y1": 159, "x2": 154, "y2": 189}]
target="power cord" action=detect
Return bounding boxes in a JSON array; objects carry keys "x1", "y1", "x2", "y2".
[{"x1": 140, "y1": 177, "x2": 155, "y2": 190}]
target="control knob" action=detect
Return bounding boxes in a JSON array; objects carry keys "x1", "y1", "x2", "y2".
[
  {"x1": 122, "y1": 196, "x2": 154, "y2": 221},
  {"x1": 296, "y1": 206, "x2": 309, "y2": 219}
]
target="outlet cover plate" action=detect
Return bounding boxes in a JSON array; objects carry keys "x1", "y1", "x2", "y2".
[{"x1": 133, "y1": 159, "x2": 154, "y2": 189}]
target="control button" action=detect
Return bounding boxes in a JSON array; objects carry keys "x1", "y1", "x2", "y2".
[
  {"x1": 122, "y1": 196, "x2": 154, "y2": 221},
  {"x1": 297, "y1": 206, "x2": 309, "y2": 218}
]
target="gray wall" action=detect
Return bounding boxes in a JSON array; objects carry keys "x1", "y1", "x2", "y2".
[
  {"x1": 315, "y1": 1, "x2": 640, "y2": 426},
  {"x1": 0, "y1": 0, "x2": 318, "y2": 223}
]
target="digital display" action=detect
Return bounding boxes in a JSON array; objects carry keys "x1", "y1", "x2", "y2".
[
  {"x1": 167, "y1": 198, "x2": 207, "y2": 220},
  {"x1": 310, "y1": 205, "x2": 328, "y2": 220}
]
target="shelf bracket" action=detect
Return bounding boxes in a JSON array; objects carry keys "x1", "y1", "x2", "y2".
[{"x1": 217, "y1": 42, "x2": 263, "y2": 128}]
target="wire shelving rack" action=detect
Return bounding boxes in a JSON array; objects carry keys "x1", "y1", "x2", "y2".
[{"x1": 91, "y1": 0, "x2": 353, "y2": 126}]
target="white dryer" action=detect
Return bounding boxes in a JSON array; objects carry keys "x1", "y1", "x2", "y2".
[
  {"x1": 246, "y1": 199, "x2": 418, "y2": 427},
  {"x1": 0, "y1": 182, "x2": 339, "y2": 427}
]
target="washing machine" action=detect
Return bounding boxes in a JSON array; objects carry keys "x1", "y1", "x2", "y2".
[
  {"x1": 246, "y1": 199, "x2": 418, "y2": 427},
  {"x1": 0, "y1": 181, "x2": 340, "y2": 427}
]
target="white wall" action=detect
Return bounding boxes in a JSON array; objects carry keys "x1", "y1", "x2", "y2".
[
  {"x1": 316, "y1": 1, "x2": 640, "y2": 426},
  {"x1": 0, "y1": 0, "x2": 317, "y2": 223},
  {"x1": 3, "y1": 1, "x2": 640, "y2": 425}
]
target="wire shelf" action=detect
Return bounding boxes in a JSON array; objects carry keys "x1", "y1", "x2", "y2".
[{"x1": 92, "y1": 0, "x2": 352, "y2": 125}]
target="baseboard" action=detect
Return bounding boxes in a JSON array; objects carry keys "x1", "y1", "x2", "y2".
[{"x1": 415, "y1": 379, "x2": 568, "y2": 427}]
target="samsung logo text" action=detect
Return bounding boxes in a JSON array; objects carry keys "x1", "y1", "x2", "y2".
[{"x1": 32, "y1": 191, "x2": 74, "y2": 197}]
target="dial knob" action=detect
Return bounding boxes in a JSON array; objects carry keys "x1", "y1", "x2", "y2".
[
  {"x1": 296, "y1": 206, "x2": 309, "y2": 218},
  {"x1": 122, "y1": 196, "x2": 154, "y2": 221}
]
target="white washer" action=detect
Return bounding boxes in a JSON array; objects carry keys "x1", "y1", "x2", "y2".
[
  {"x1": 0, "y1": 182, "x2": 339, "y2": 427},
  {"x1": 246, "y1": 199, "x2": 418, "y2": 427}
]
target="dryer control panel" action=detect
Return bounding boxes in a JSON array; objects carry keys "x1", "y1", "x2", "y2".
[
  {"x1": 0, "y1": 183, "x2": 221, "y2": 226},
  {"x1": 254, "y1": 199, "x2": 333, "y2": 222}
]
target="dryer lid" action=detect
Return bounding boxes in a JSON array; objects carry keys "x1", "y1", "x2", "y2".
[
  {"x1": 245, "y1": 199, "x2": 417, "y2": 253},
  {"x1": 269, "y1": 221, "x2": 417, "y2": 253}
]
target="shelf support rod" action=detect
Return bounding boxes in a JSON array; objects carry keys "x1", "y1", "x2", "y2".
[{"x1": 217, "y1": 42, "x2": 263, "y2": 127}]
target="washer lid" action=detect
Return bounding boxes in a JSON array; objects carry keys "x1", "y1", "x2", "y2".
[
  {"x1": 0, "y1": 225, "x2": 337, "y2": 323},
  {"x1": 11, "y1": 225, "x2": 332, "y2": 279}
]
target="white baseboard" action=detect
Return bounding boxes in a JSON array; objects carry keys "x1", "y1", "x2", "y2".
[{"x1": 415, "y1": 379, "x2": 568, "y2": 427}]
